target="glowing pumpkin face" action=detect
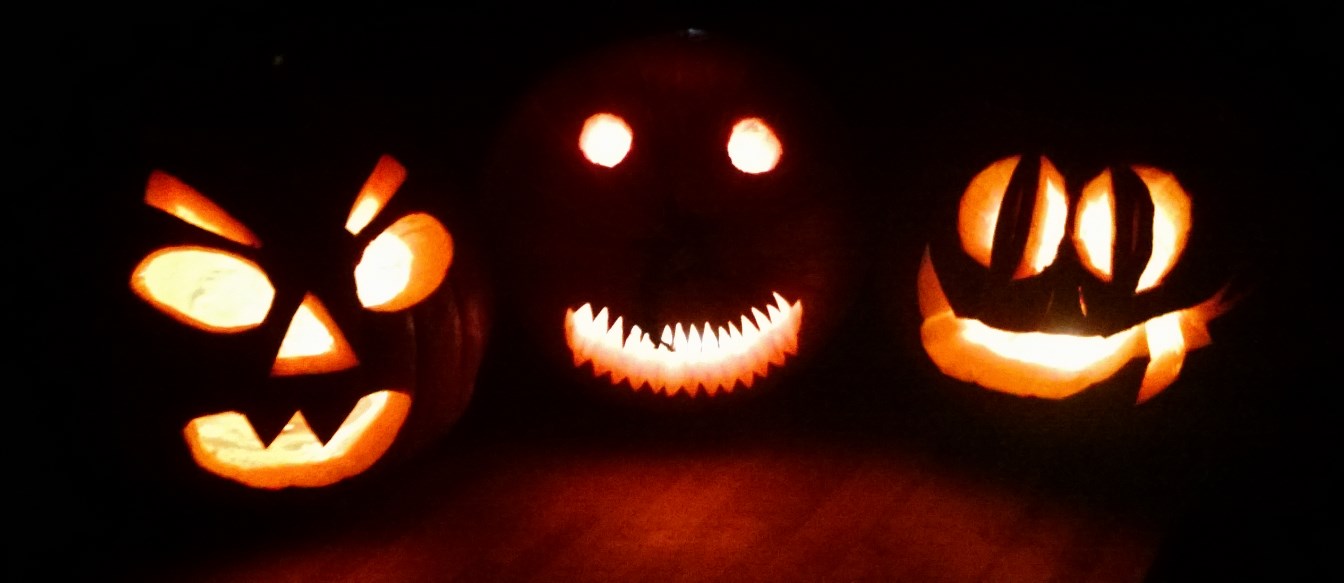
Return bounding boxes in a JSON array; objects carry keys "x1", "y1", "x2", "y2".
[
  {"x1": 122, "y1": 153, "x2": 486, "y2": 490},
  {"x1": 919, "y1": 154, "x2": 1235, "y2": 404},
  {"x1": 486, "y1": 32, "x2": 854, "y2": 401}
]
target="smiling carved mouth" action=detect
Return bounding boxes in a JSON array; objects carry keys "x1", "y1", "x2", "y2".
[
  {"x1": 181, "y1": 389, "x2": 411, "y2": 489},
  {"x1": 565, "y1": 292, "x2": 803, "y2": 396},
  {"x1": 918, "y1": 249, "x2": 1232, "y2": 403}
]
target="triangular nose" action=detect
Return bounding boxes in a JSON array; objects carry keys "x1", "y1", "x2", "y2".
[{"x1": 270, "y1": 293, "x2": 359, "y2": 377}]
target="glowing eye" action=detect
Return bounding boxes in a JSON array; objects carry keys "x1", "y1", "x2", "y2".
[
  {"x1": 726, "y1": 117, "x2": 782, "y2": 174},
  {"x1": 1132, "y1": 166, "x2": 1192, "y2": 292},
  {"x1": 957, "y1": 155, "x2": 1067, "y2": 279},
  {"x1": 355, "y1": 213, "x2": 453, "y2": 312},
  {"x1": 578, "y1": 112, "x2": 632, "y2": 167},
  {"x1": 1073, "y1": 166, "x2": 1192, "y2": 293},
  {"x1": 131, "y1": 246, "x2": 275, "y2": 332},
  {"x1": 1075, "y1": 170, "x2": 1119, "y2": 282}
]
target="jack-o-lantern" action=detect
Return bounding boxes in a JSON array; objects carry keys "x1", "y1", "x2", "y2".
[
  {"x1": 121, "y1": 153, "x2": 486, "y2": 490},
  {"x1": 919, "y1": 154, "x2": 1237, "y2": 404},
  {"x1": 80, "y1": 41, "x2": 492, "y2": 498},
  {"x1": 484, "y1": 30, "x2": 856, "y2": 404}
]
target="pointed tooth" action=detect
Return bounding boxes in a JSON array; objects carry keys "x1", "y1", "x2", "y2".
[
  {"x1": 780, "y1": 325, "x2": 799, "y2": 355},
  {"x1": 247, "y1": 408, "x2": 298, "y2": 448},
  {"x1": 767, "y1": 304, "x2": 782, "y2": 325},
  {"x1": 752, "y1": 307, "x2": 771, "y2": 332},
  {"x1": 740, "y1": 315, "x2": 758, "y2": 338},
  {"x1": 740, "y1": 370, "x2": 756, "y2": 388},
  {"x1": 624, "y1": 324, "x2": 642, "y2": 350},
  {"x1": 592, "y1": 355, "x2": 611, "y2": 378},
  {"x1": 568, "y1": 305, "x2": 599, "y2": 365},
  {"x1": 688, "y1": 325, "x2": 702, "y2": 355},
  {"x1": 753, "y1": 346, "x2": 773, "y2": 376},
  {"x1": 605, "y1": 316, "x2": 624, "y2": 348},
  {"x1": 302, "y1": 394, "x2": 363, "y2": 445},
  {"x1": 626, "y1": 342, "x2": 647, "y2": 390},
  {"x1": 774, "y1": 292, "x2": 790, "y2": 312},
  {"x1": 574, "y1": 303, "x2": 593, "y2": 325},
  {"x1": 674, "y1": 323, "x2": 688, "y2": 352},
  {"x1": 593, "y1": 307, "x2": 609, "y2": 336},
  {"x1": 766, "y1": 340, "x2": 788, "y2": 367},
  {"x1": 607, "y1": 355, "x2": 627, "y2": 385},
  {"x1": 703, "y1": 325, "x2": 720, "y2": 355},
  {"x1": 661, "y1": 325, "x2": 673, "y2": 347},
  {"x1": 565, "y1": 309, "x2": 590, "y2": 365}
]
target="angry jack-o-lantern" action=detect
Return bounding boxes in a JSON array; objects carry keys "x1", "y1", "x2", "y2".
[
  {"x1": 485, "y1": 31, "x2": 855, "y2": 402},
  {"x1": 919, "y1": 154, "x2": 1235, "y2": 404},
  {"x1": 116, "y1": 150, "x2": 488, "y2": 491}
]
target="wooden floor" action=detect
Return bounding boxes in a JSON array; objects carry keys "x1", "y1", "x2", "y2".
[{"x1": 101, "y1": 432, "x2": 1162, "y2": 583}]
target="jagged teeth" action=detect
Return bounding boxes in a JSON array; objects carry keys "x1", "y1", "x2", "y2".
[{"x1": 564, "y1": 293, "x2": 804, "y2": 397}]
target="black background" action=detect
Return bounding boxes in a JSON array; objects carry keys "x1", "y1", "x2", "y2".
[{"x1": 20, "y1": 5, "x2": 1333, "y2": 581}]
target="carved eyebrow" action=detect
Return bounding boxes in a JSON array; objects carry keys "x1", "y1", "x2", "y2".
[
  {"x1": 145, "y1": 170, "x2": 261, "y2": 248},
  {"x1": 345, "y1": 155, "x2": 407, "y2": 236}
]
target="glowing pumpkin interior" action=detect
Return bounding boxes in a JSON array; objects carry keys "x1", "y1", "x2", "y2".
[
  {"x1": 130, "y1": 155, "x2": 454, "y2": 489},
  {"x1": 565, "y1": 111, "x2": 800, "y2": 397},
  {"x1": 919, "y1": 155, "x2": 1233, "y2": 403}
]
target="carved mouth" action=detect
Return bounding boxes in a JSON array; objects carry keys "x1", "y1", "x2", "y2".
[
  {"x1": 918, "y1": 249, "x2": 1231, "y2": 403},
  {"x1": 181, "y1": 389, "x2": 411, "y2": 489},
  {"x1": 565, "y1": 292, "x2": 803, "y2": 396}
]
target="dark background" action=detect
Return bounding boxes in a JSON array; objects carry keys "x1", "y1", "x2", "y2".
[{"x1": 21, "y1": 6, "x2": 1333, "y2": 581}]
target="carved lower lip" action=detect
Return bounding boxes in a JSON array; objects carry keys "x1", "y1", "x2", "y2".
[
  {"x1": 181, "y1": 389, "x2": 411, "y2": 489},
  {"x1": 917, "y1": 249, "x2": 1231, "y2": 403},
  {"x1": 565, "y1": 292, "x2": 803, "y2": 397}
]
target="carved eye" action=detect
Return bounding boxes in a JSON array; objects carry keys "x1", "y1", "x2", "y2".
[
  {"x1": 726, "y1": 117, "x2": 782, "y2": 174},
  {"x1": 579, "y1": 112, "x2": 633, "y2": 167},
  {"x1": 355, "y1": 213, "x2": 454, "y2": 312},
  {"x1": 131, "y1": 246, "x2": 275, "y2": 332},
  {"x1": 1074, "y1": 165, "x2": 1192, "y2": 292},
  {"x1": 957, "y1": 155, "x2": 1069, "y2": 280},
  {"x1": 133, "y1": 172, "x2": 273, "y2": 331}
]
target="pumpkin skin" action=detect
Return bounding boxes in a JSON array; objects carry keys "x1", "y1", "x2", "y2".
[
  {"x1": 918, "y1": 152, "x2": 1237, "y2": 405},
  {"x1": 483, "y1": 31, "x2": 856, "y2": 406},
  {"x1": 83, "y1": 45, "x2": 491, "y2": 508}
]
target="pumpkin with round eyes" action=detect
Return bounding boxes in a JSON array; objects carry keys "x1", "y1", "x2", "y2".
[
  {"x1": 105, "y1": 146, "x2": 489, "y2": 495},
  {"x1": 918, "y1": 153, "x2": 1237, "y2": 404},
  {"x1": 484, "y1": 31, "x2": 856, "y2": 404}
]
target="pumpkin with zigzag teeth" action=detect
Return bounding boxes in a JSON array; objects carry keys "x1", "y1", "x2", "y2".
[{"x1": 485, "y1": 31, "x2": 855, "y2": 402}]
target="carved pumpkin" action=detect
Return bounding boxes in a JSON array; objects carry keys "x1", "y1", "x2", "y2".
[
  {"x1": 122, "y1": 153, "x2": 486, "y2": 490},
  {"x1": 919, "y1": 154, "x2": 1236, "y2": 404},
  {"x1": 484, "y1": 31, "x2": 856, "y2": 403},
  {"x1": 83, "y1": 42, "x2": 491, "y2": 500}
]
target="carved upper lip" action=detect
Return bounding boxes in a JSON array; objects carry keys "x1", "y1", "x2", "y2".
[
  {"x1": 918, "y1": 249, "x2": 1232, "y2": 403},
  {"x1": 565, "y1": 292, "x2": 803, "y2": 397},
  {"x1": 181, "y1": 389, "x2": 411, "y2": 489}
]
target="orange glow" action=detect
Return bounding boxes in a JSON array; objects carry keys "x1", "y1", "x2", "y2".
[
  {"x1": 355, "y1": 213, "x2": 454, "y2": 311},
  {"x1": 182, "y1": 390, "x2": 411, "y2": 489},
  {"x1": 918, "y1": 249, "x2": 1230, "y2": 402},
  {"x1": 579, "y1": 113, "x2": 633, "y2": 167},
  {"x1": 957, "y1": 156, "x2": 1067, "y2": 278},
  {"x1": 131, "y1": 246, "x2": 275, "y2": 332},
  {"x1": 957, "y1": 156, "x2": 1018, "y2": 268},
  {"x1": 1075, "y1": 170, "x2": 1117, "y2": 281},
  {"x1": 564, "y1": 293, "x2": 803, "y2": 396},
  {"x1": 271, "y1": 294, "x2": 359, "y2": 377},
  {"x1": 145, "y1": 171, "x2": 260, "y2": 248},
  {"x1": 1131, "y1": 166, "x2": 1192, "y2": 293},
  {"x1": 345, "y1": 155, "x2": 408, "y2": 236},
  {"x1": 726, "y1": 117, "x2": 782, "y2": 174},
  {"x1": 1015, "y1": 157, "x2": 1068, "y2": 279}
]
